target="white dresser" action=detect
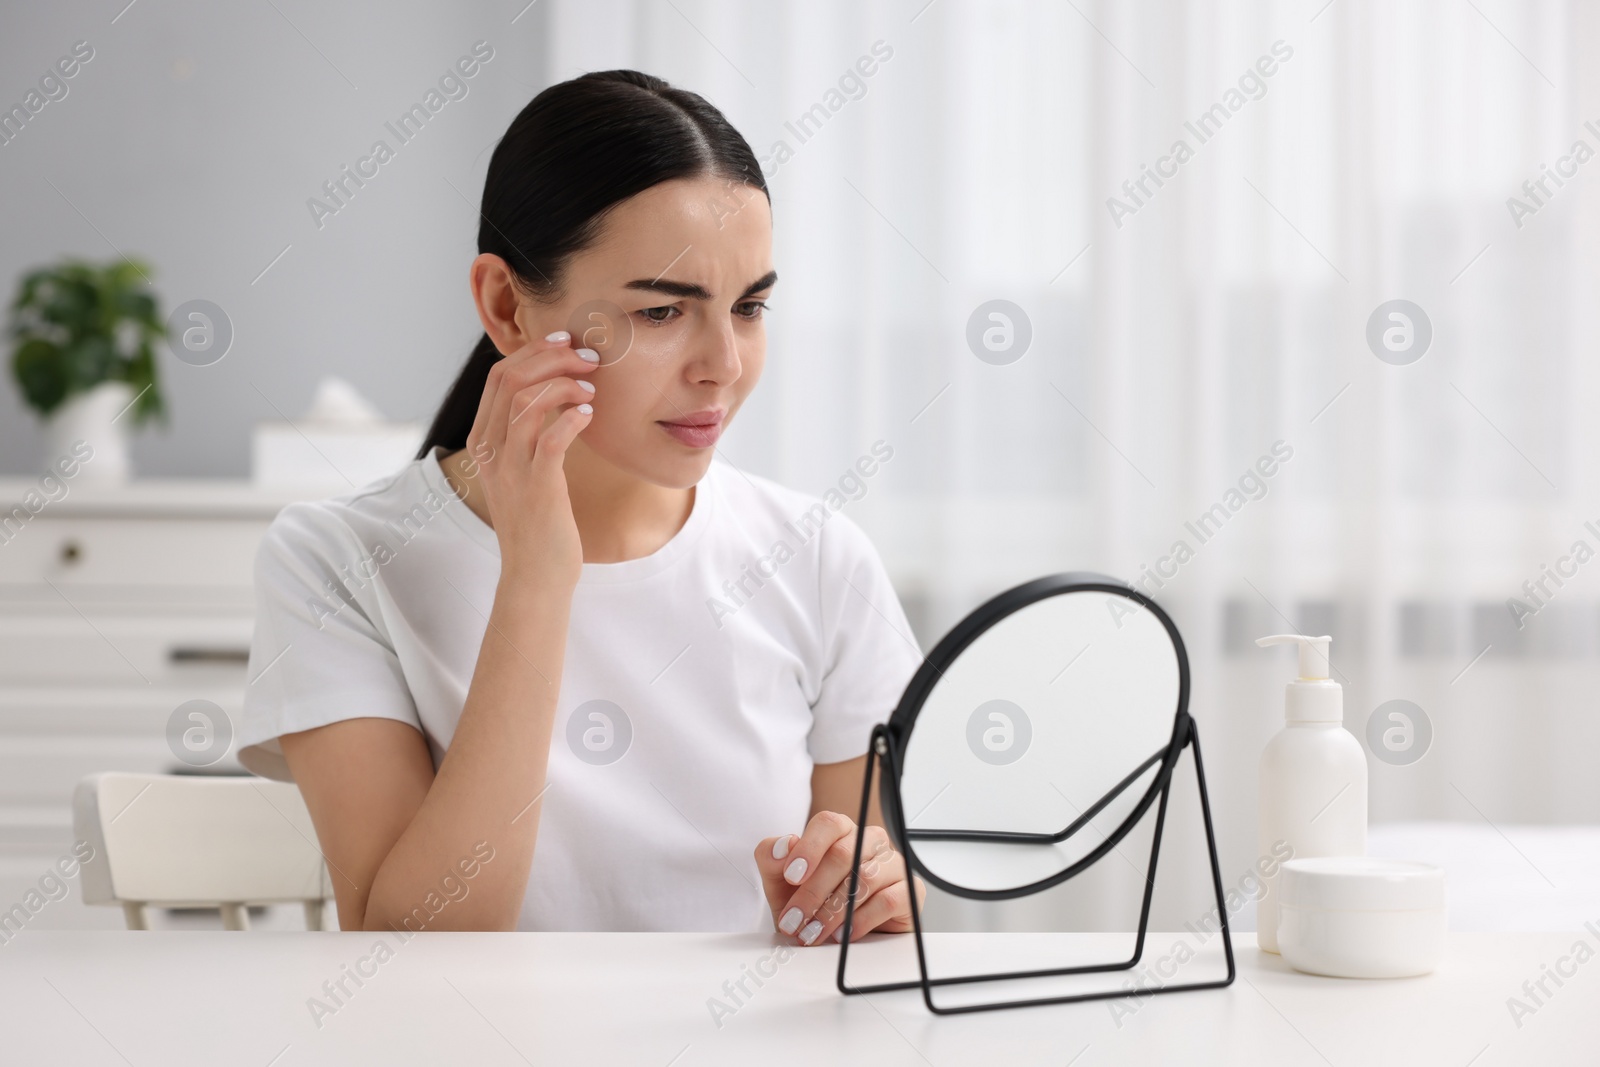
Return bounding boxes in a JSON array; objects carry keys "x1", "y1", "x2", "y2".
[{"x1": 0, "y1": 479, "x2": 306, "y2": 930}]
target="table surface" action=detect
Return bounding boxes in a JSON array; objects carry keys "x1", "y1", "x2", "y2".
[{"x1": 0, "y1": 930, "x2": 1593, "y2": 1066}]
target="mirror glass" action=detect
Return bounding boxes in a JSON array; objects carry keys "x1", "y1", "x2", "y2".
[{"x1": 896, "y1": 588, "x2": 1182, "y2": 896}]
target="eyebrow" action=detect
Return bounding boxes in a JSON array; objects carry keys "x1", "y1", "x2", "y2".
[{"x1": 623, "y1": 269, "x2": 778, "y2": 302}]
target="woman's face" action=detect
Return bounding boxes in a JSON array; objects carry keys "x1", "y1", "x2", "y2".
[{"x1": 509, "y1": 176, "x2": 774, "y2": 491}]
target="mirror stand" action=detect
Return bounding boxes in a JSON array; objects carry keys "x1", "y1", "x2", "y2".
[{"x1": 835, "y1": 714, "x2": 1237, "y2": 1015}]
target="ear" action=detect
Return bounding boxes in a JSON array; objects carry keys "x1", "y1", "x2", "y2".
[{"x1": 469, "y1": 254, "x2": 536, "y2": 357}]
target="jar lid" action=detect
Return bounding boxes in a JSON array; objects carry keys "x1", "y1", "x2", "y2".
[{"x1": 1279, "y1": 857, "x2": 1446, "y2": 912}]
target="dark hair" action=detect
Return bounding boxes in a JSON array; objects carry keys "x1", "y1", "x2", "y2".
[{"x1": 417, "y1": 70, "x2": 769, "y2": 457}]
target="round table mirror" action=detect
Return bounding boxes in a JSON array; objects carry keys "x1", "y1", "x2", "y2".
[{"x1": 889, "y1": 574, "x2": 1189, "y2": 900}]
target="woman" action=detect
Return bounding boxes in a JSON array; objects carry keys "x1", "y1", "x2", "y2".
[{"x1": 238, "y1": 70, "x2": 926, "y2": 945}]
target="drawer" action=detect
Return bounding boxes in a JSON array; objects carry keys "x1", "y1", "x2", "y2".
[
  {"x1": 0, "y1": 736, "x2": 184, "y2": 806},
  {"x1": 0, "y1": 689, "x2": 248, "y2": 828},
  {"x1": 0, "y1": 806, "x2": 75, "y2": 851},
  {"x1": 0, "y1": 517, "x2": 270, "y2": 590},
  {"x1": 0, "y1": 615, "x2": 254, "y2": 685},
  {"x1": 0, "y1": 685, "x2": 245, "y2": 733}
]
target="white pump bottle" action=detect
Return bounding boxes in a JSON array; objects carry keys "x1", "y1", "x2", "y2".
[{"x1": 1255, "y1": 633, "x2": 1367, "y2": 954}]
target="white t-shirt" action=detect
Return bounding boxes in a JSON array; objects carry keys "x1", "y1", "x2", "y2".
[{"x1": 237, "y1": 448, "x2": 922, "y2": 932}]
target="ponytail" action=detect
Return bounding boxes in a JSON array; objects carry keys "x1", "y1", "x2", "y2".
[{"x1": 417, "y1": 332, "x2": 499, "y2": 457}]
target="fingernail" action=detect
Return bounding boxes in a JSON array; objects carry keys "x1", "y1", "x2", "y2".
[
  {"x1": 545, "y1": 331, "x2": 570, "y2": 342},
  {"x1": 799, "y1": 920, "x2": 822, "y2": 945},
  {"x1": 577, "y1": 348, "x2": 600, "y2": 362},
  {"x1": 779, "y1": 907, "x2": 803, "y2": 935},
  {"x1": 833, "y1": 926, "x2": 846, "y2": 943},
  {"x1": 576, "y1": 380, "x2": 595, "y2": 393},
  {"x1": 783, "y1": 857, "x2": 807, "y2": 884},
  {"x1": 772, "y1": 836, "x2": 792, "y2": 861},
  {"x1": 577, "y1": 403, "x2": 593, "y2": 414}
]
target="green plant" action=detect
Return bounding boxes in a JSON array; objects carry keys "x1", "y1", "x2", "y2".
[{"x1": 8, "y1": 258, "x2": 165, "y2": 425}]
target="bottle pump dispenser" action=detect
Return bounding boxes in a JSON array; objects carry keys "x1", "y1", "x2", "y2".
[{"x1": 1254, "y1": 633, "x2": 1368, "y2": 953}]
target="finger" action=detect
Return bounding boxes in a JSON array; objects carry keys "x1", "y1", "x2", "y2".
[
  {"x1": 532, "y1": 396, "x2": 594, "y2": 462},
  {"x1": 813, "y1": 847, "x2": 905, "y2": 944},
  {"x1": 755, "y1": 816, "x2": 889, "y2": 933},
  {"x1": 467, "y1": 331, "x2": 566, "y2": 452},
  {"x1": 774, "y1": 821, "x2": 890, "y2": 945},
  {"x1": 506, "y1": 376, "x2": 592, "y2": 429},
  {"x1": 756, "y1": 834, "x2": 808, "y2": 921},
  {"x1": 795, "y1": 834, "x2": 904, "y2": 946},
  {"x1": 481, "y1": 337, "x2": 598, "y2": 455},
  {"x1": 769, "y1": 811, "x2": 853, "y2": 889},
  {"x1": 483, "y1": 341, "x2": 583, "y2": 447},
  {"x1": 756, "y1": 818, "x2": 845, "y2": 933},
  {"x1": 502, "y1": 378, "x2": 595, "y2": 459},
  {"x1": 831, "y1": 879, "x2": 911, "y2": 943},
  {"x1": 755, "y1": 811, "x2": 850, "y2": 922}
]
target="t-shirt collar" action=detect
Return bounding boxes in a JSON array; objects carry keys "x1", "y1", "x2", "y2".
[{"x1": 422, "y1": 446, "x2": 718, "y2": 585}]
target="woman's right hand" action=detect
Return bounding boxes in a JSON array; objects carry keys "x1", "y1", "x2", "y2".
[{"x1": 462, "y1": 331, "x2": 598, "y2": 587}]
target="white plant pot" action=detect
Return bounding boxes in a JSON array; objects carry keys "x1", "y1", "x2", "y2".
[{"x1": 43, "y1": 381, "x2": 135, "y2": 484}]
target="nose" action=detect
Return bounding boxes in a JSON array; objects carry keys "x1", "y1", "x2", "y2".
[{"x1": 688, "y1": 315, "x2": 742, "y2": 386}]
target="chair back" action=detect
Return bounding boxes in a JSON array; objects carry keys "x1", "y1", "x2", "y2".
[{"x1": 73, "y1": 772, "x2": 333, "y2": 930}]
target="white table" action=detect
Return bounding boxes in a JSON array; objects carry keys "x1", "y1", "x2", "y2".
[{"x1": 0, "y1": 930, "x2": 1591, "y2": 1065}]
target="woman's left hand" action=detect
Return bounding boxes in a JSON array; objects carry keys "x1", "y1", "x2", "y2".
[{"x1": 755, "y1": 811, "x2": 925, "y2": 946}]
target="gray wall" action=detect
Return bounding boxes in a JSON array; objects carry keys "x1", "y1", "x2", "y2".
[{"x1": 0, "y1": 0, "x2": 550, "y2": 477}]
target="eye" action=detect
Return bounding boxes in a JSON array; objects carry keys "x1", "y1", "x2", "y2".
[
  {"x1": 735, "y1": 300, "x2": 768, "y2": 320},
  {"x1": 638, "y1": 305, "x2": 680, "y2": 324}
]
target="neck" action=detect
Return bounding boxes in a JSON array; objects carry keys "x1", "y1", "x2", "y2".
[{"x1": 440, "y1": 440, "x2": 694, "y2": 564}]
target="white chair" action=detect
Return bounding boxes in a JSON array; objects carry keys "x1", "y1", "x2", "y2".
[{"x1": 73, "y1": 772, "x2": 335, "y2": 931}]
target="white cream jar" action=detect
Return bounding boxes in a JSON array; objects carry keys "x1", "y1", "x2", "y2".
[{"x1": 1276, "y1": 857, "x2": 1447, "y2": 978}]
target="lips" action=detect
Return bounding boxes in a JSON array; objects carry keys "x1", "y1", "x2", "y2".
[{"x1": 658, "y1": 409, "x2": 725, "y2": 449}]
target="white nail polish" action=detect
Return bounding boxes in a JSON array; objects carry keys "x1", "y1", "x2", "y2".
[
  {"x1": 784, "y1": 857, "x2": 807, "y2": 883},
  {"x1": 799, "y1": 920, "x2": 822, "y2": 945},
  {"x1": 545, "y1": 331, "x2": 570, "y2": 342},
  {"x1": 772, "y1": 836, "x2": 791, "y2": 861},
  {"x1": 577, "y1": 347, "x2": 600, "y2": 362},
  {"x1": 577, "y1": 403, "x2": 593, "y2": 414},
  {"x1": 833, "y1": 926, "x2": 845, "y2": 942},
  {"x1": 576, "y1": 379, "x2": 595, "y2": 393},
  {"x1": 779, "y1": 907, "x2": 803, "y2": 935}
]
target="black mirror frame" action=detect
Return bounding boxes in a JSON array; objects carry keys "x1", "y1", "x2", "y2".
[
  {"x1": 835, "y1": 572, "x2": 1237, "y2": 1015},
  {"x1": 884, "y1": 571, "x2": 1191, "y2": 902}
]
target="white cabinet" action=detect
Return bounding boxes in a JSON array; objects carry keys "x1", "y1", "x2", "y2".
[{"x1": 0, "y1": 480, "x2": 305, "y2": 930}]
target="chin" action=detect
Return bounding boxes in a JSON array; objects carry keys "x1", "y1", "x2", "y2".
[
  {"x1": 590, "y1": 435, "x2": 716, "y2": 490},
  {"x1": 647, "y1": 450, "x2": 717, "y2": 490}
]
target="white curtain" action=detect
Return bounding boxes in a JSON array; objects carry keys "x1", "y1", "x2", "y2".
[{"x1": 539, "y1": 0, "x2": 1599, "y2": 930}]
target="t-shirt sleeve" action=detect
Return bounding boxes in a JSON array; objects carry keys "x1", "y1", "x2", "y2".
[
  {"x1": 806, "y1": 511, "x2": 925, "y2": 764},
  {"x1": 236, "y1": 502, "x2": 424, "y2": 782}
]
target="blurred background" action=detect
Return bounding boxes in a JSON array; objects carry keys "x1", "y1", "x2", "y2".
[{"x1": 2, "y1": 0, "x2": 1596, "y2": 938}]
